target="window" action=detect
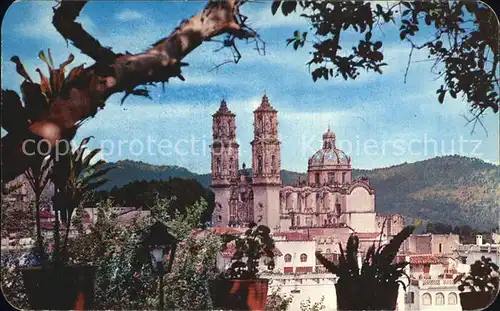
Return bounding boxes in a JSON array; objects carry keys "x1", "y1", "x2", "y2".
[
  {"x1": 296, "y1": 216, "x2": 300, "y2": 226},
  {"x1": 300, "y1": 253, "x2": 307, "y2": 262},
  {"x1": 315, "y1": 173, "x2": 320, "y2": 184},
  {"x1": 405, "y1": 292, "x2": 415, "y2": 304},
  {"x1": 271, "y1": 155, "x2": 276, "y2": 173},
  {"x1": 342, "y1": 172, "x2": 346, "y2": 184},
  {"x1": 258, "y1": 155, "x2": 263, "y2": 173},
  {"x1": 422, "y1": 293, "x2": 432, "y2": 305},
  {"x1": 439, "y1": 243, "x2": 442, "y2": 253},
  {"x1": 436, "y1": 293, "x2": 444, "y2": 305},
  {"x1": 325, "y1": 248, "x2": 331, "y2": 254},
  {"x1": 284, "y1": 254, "x2": 292, "y2": 263},
  {"x1": 216, "y1": 158, "x2": 221, "y2": 174},
  {"x1": 448, "y1": 293, "x2": 457, "y2": 305},
  {"x1": 229, "y1": 157, "x2": 233, "y2": 174},
  {"x1": 335, "y1": 202, "x2": 341, "y2": 215},
  {"x1": 328, "y1": 172, "x2": 335, "y2": 184}
]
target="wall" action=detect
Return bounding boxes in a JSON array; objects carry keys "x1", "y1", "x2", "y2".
[
  {"x1": 405, "y1": 284, "x2": 462, "y2": 311},
  {"x1": 275, "y1": 240, "x2": 317, "y2": 273},
  {"x1": 267, "y1": 274, "x2": 337, "y2": 311},
  {"x1": 345, "y1": 187, "x2": 374, "y2": 213},
  {"x1": 431, "y1": 234, "x2": 460, "y2": 254}
]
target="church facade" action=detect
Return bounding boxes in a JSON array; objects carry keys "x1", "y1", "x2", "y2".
[{"x1": 210, "y1": 95, "x2": 403, "y2": 238}]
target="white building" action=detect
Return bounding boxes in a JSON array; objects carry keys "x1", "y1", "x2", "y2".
[{"x1": 405, "y1": 278, "x2": 461, "y2": 311}]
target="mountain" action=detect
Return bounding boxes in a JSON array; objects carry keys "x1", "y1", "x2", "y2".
[{"x1": 99, "y1": 156, "x2": 499, "y2": 230}]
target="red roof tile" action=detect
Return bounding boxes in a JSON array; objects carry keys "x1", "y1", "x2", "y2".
[
  {"x1": 273, "y1": 232, "x2": 311, "y2": 241},
  {"x1": 409, "y1": 254, "x2": 443, "y2": 265},
  {"x1": 356, "y1": 232, "x2": 381, "y2": 239}
]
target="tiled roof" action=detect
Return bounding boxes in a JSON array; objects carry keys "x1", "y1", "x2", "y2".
[
  {"x1": 273, "y1": 232, "x2": 311, "y2": 241},
  {"x1": 409, "y1": 254, "x2": 444, "y2": 265},
  {"x1": 356, "y1": 232, "x2": 381, "y2": 239}
]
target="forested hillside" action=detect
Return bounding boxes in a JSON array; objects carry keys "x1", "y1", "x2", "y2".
[{"x1": 98, "y1": 156, "x2": 499, "y2": 229}]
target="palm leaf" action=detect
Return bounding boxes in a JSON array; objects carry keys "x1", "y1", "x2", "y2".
[
  {"x1": 1, "y1": 89, "x2": 28, "y2": 133},
  {"x1": 82, "y1": 178, "x2": 109, "y2": 192},
  {"x1": 59, "y1": 54, "x2": 75, "y2": 74},
  {"x1": 38, "y1": 50, "x2": 53, "y2": 70},
  {"x1": 20, "y1": 81, "x2": 48, "y2": 122},
  {"x1": 36, "y1": 68, "x2": 52, "y2": 97},
  {"x1": 47, "y1": 48, "x2": 55, "y2": 69},
  {"x1": 316, "y1": 251, "x2": 339, "y2": 274},
  {"x1": 82, "y1": 148, "x2": 102, "y2": 168},
  {"x1": 66, "y1": 64, "x2": 85, "y2": 83}
]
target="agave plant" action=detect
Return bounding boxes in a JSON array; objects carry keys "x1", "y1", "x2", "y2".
[
  {"x1": 51, "y1": 136, "x2": 114, "y2": 265},
  {"x1": 316, "y1": 224, "x2": 416, "y2": 310}
]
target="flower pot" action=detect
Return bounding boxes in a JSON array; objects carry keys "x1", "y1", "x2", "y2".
[
  {"x1": 20, "y1": 264, "x2": 97, "y2": 310},
  {"x1": 459, "y1": 291, "x2": 498, "y2": 310},
  {"x1": 335, "y1": 279, "x2": 399, "y2": 310},
  {"x1": 209, "y1": 278, "x2": 269, "y2": 310}
]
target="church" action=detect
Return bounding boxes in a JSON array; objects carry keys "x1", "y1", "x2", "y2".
[{"x1": 210, "y1": 95, "x2": 403, "y2": 243}]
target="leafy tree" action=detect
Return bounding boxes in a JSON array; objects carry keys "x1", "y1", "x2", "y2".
[
  {"x1": 266, "y1": 287, "x2": 294, "y2": 311},
  {"x1": 271, "y1": 1, "x2": 498, "y2": 124},
  {"x1": 300, "y1": 296, "x2": 326, "y2": 311},
  {"x1": 94, "y1": 178, "x2": 215, "y2": 223}
]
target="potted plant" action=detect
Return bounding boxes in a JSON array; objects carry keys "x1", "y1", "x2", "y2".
[
  {"x1": 209, "y1": 222, "x2": 276, "y2": 310},
  {"x1": 4, "y1": 51, "x2": 113, "y2": 310},
  {"x1": 316, "y1": 224, "x2": 416, "y2": 310},
  {"x1": 455, "y1": 256, "x2": 499, "y2": 310}
]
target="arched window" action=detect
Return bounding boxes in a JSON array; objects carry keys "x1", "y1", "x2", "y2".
[
  {"x1": 422, "y1": 293, "x2": 432, "y2": 305},
  {"x1": 284, "y1": 254, "x2": 292, "y2": 263},
  {"x1": 436, "y1": 293, "x2": 444, "y2": 305},
  {"x1": 216, "y1": 158, "x2": 221, "y2": 174},
  {"x1": 335, "y1": 201, "x2": 341, "y2": 215},
  {"x1": 229, "y1": 157, "x2": 233, "y2": 173},
  {"x1": 315, "y1": 173, "x2": 320, "y2": 184},
  {"x1": 258, "y1": 155, "x2": 263, "y2": 173},
  {"x1": 296, "y1": 216, "x2": 300, "y2": 226},
  {"x1": 439, "y1": 243, "x2": 442, "y2": 253},
  {"x1": 342, "y1": 172, "x2": 346, "y2": 184},
  {"x1": 271, "y1": 155, "x2": 276, "y2": 173},
  {"x1": 448, "y1": 293, "x2": 458, "y2": 305},
  {"x1": 300, "y1": 253, "x2": 307, "y2": 262}
]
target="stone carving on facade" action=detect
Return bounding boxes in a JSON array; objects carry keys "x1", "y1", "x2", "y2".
[{"x1": 210, "y1": 96, "x2": 403, "y2": 232}]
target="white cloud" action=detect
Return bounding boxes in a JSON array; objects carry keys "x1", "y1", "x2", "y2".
[{"x1": 115, "y1": 9, "x2": 144, "y2": 22}]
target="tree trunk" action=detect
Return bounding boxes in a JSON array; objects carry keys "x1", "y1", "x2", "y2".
[{"x1": 1, "y1": 0, "x2": 256, "y2": 183}]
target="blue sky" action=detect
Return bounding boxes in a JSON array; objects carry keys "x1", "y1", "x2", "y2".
[{"x1": 1, "y1": 0, "x2": 498, "y2": 173}]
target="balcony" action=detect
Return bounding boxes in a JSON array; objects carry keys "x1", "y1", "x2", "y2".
[{"x1": 410, "y1": 278, "x2": 457, "y2": 288}]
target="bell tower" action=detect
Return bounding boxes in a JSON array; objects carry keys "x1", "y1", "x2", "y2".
[
  {"x1": 251, "y1": 94, "x2": 281, "y2": 230},
  {"x1": 210, "y1": 100, "x2": 239, "y2": 227}
]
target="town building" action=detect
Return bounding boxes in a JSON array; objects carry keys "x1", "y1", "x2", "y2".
[{"x1": 210, "y1": 95, "x2": 404, "y2": 243}]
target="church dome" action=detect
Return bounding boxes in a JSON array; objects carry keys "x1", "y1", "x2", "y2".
[{"x1": 309, "y1": 128, "x2": 350, "y2": 166}]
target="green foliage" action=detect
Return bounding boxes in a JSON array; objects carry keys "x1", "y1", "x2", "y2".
[
  {"x1": 67, "y1": 197, "x2": 221, "y2": 310},
  {"x1": 316, "y1": 225, "x2": 415, "y2": 288},
  {"x1": 266, "y1": 287, "x2": 294, "y2": 311},
  {"x1": 456, "y1": 256, "x2": 499, "y2": 293},
  {"x1": 164, "y1": 231, "x2": 223, "y2": 310},
  {"x1": 93, "y1": 175, "x2": 214, "y2": 223},
  {"x1": 300, "y1": 296, "x2": 326, "y2": 311},
  {"x1": 222, "y1": 223, "x2": 276, "y2": 279},
  {"x1": 92, "y1": 156, "x2": 499, "y2": 229},
  {"x1": 271, "y1": 1, "x2": 499, "y2": 117}
]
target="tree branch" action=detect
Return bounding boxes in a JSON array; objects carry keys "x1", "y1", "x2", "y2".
[
  {"x1": 2, "y1": 0, "x2": 256, "y2": 183},
  {"x1": 52, "y1": 0, "x2": 117, "y2": 63}
]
